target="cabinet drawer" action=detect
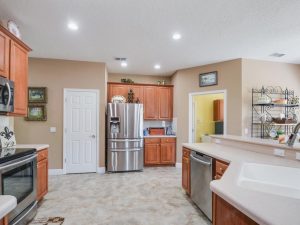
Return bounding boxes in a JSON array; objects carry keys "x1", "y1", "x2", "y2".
[
  {"x1": 182, "y1": 148, "x2": 191, "y2": 158},
  {"x1": 215, "y1": 160, "x2": 228, "y2": 175},
  {"x1": 161, "y1": 138, "x2": 176, "y2": 143},
  {"x1": 144, "y1": 138, "x2": 161, "y2": 144},
  {"x1": 37, "y1": 149, "x2": 48, "y2": 162}
]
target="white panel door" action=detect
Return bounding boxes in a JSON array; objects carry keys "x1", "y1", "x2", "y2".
[{"x1": 65, "y1": 90, "x2": 98, "y2": 173}]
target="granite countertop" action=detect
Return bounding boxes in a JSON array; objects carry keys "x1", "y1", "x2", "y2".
[
  {"x1": 182, "y1": 142, "x2": 300, "y2": 225},
  {"x1": 0, "y1": 195, "x2": 17, "y2": 220},
  {"x1": 15, "y1": 144, "x2": 49, "y2": 151},
  {"x1": 144, "y1": 135, "x2": 176, "y2": 138},
  {"x1": 211, "y1": 134, "x2": 300, "y2": 151}
]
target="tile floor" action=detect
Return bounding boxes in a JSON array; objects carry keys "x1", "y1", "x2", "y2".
[{"x1": 30, "y1": 167, "x2": 211, "y2": 225}]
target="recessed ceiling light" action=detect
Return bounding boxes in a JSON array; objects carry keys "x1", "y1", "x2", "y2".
[
  {"x1": 172, "y1": 32, "x2": 182, "y2": 40},
  {"x1": 121, "y1": 61, "x2": 128, "y2": 67},
  {"x1": 154, "y1": 64, "x2": 161, "y2": 69},
  {"x1": 68, "y1": 22, "x2": 78, "y2": 31}
]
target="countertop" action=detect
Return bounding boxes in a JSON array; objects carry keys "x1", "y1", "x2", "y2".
[
  {"x1": 211, "y1": 134, "x2": 300, "y2": 151},
  {"x1": 182, "y1": 142, "x2": 300, "y2": 225},
  {"x1": 0, "y1": 195, "x2": 17, "y2": 219},
  {"x1": 144, "y1": 135, "x2": 176, "y2": 138},
  {"x1": 15, "y1": 144, "x2": 49, "y2": 151}
]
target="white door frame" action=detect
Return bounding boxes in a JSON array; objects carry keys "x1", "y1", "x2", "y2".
[
  {"x1": 188, "y1": 89, "x2": 227, "y2": 143},
  {"x1": 63, "y1": 88, "x2": 100, "y2": 174}
]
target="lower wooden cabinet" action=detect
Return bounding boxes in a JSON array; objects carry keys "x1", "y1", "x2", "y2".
[
  {"x1": 213, "y1": 194, "x2": 258, "y2": 225},
  {"x1": 0, "y1": 216, "x2": 8, "y2": 225},
  {"x1": 182, "y1": 148, "x2": 191, "y2": 195},
  {"x1": 144, "y1": 138, "x2": 176, "y2": 166},
  {"x1": 37, "y1": 149, "x2": 48, "y2": 201}
]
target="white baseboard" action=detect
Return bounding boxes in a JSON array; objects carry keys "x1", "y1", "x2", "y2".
[
  {"x1": 49, "y1": 169, "x2": 64, "y2": 176},
  {"x1": 97, "y1": 167, "x2": 106, "y2": 174},
  {"x1": 176, "y1": 163, "x2": 182, "y2": 168}
]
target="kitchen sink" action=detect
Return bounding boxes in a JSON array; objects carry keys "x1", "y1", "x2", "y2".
[{"x1": 237, "y1": 163, "x2": 300, "y2": 199}]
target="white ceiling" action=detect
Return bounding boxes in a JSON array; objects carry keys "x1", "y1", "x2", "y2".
[{"x1": 1, "y1": 0, "x2": 300, "y2": 76}]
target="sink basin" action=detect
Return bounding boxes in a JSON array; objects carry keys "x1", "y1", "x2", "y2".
[{"x1": 238, "y1": 163, "x2": 300, "y2": 199}]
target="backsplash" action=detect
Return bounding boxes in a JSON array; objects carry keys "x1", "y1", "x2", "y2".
[
  {"x1": 143, "y1": 120, "x2": 172, "y2": 130},
  {"x1": 0, "y1": 116, "x2": 14, "y2": 130}
]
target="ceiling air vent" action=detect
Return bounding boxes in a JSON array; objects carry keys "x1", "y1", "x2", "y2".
[
  {"x1": 115, "y1": 57, "x2": 127, "y2": 61},
  {"x1": 270, "y1": 53, "x2": 286, "y2": 58}
]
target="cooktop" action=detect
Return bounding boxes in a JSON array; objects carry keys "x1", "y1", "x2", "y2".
[{"x1": 0, "y1": 148, "x2": 36, "y2": 164}]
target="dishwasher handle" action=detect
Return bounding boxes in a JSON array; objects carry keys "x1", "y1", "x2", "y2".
[{"x1": 190, "y1": 155, "x2": 211, "y2": 166}]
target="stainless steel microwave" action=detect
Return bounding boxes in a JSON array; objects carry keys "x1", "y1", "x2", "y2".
[{"x1": 0, "y1": 77, "x2": 14, "y2": 113}]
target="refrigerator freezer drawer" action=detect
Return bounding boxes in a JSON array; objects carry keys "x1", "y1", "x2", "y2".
[
  {"x1": 107, "y1": 148, "x2": 143, "y2": 172},
  {"x1": 107, "y1": 139, "x2": 143, "y2": 149}
]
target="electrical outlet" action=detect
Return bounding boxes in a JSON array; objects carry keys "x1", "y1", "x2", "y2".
[
  {"x1": 273, "y1": 148, "x2": 285, "y2": 157},
  {"x1": 50, "y1": 127, "x2": 57, "y2": 133},
  {"x1": 162, "y1": 121, "x2": 166, "y2": 127},
  {"x1": 296, "y1": 152, "x2": 300, "y2": 161}
]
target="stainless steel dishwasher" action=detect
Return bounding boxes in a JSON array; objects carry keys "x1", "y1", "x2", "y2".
[{"x1": 190, "y1": 151, "x2": 213, "y2": 221}]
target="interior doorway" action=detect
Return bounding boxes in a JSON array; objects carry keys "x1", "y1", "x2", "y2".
[
  {"x1": 63, "y1": 89, "x2": 99, "y2": 174},
  {"x1": 189, "y1": 90, "x2": 227, "y2": 143}
]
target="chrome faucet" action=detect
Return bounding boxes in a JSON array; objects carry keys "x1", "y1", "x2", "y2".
[{"x1": 287, "y1": 123, "x2": 300, "y2": 147}]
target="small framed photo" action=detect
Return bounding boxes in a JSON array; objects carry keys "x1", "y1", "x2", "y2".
[
  {"x1": 25, "y1": 105, "x2": 47, "y2": 121},
  {"x1": 199, "y1": 71, "x2": 218, "y2": 87},
  {"x1": 28, "y1": 87, "x2": 47, "y2": 103}
]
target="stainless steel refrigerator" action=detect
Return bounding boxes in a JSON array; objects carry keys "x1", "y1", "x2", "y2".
[{"x1": 106, "y1": 103, "x2": 143, "y2": 172}]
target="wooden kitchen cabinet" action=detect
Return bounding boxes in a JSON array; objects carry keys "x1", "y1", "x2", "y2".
[
  {"x1": 214, "y1": 159, "x2": 229, "y2": 180},
  {"x1": 144, "y1": 137, "x2": 176, "y2": 166},
  {"x1": 143, "y1": 86, "x2": 158, "y2": 119},
  {"x1": 108, "y1": 84, "x2": 128, "y2": 102},
  {"x1": 0, "y1": 30, "x2": 10, "y2": 78},
  {"x1": 158, "y1": 87, "x2": 173, "y2": 120},
  {"x1": 213, "y1": 194, "x2": 258, "y2": 225},
  {"x1": 0, "y1": 25, "x2": 31, "y2": 116},
  {"x1": 213, "y1": 99, "x2": 224, "y2": 121},
  {"x1": 37, "y1": 148, "x2": 48, "y2": 201},
  {"x1": 182, "y1": 147, "x2": 191, "y2": 195}
]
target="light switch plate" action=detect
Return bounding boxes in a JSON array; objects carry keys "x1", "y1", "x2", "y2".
[
  {"x1": 296, "y1": 152, "x2": 300, "y2": 160},
  {"x1": 274, "y1": 148, "x2": 285, "y2": 157},
  {"x1": 50, "y1": 127, "x2": 57, "y2": 133}
]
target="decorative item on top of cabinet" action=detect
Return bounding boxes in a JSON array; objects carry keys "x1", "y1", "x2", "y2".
[
  {"x1": 213, "y1": 193, "x2": 258, "y2": 225},
  {"x1": 182, "y1": 147, "x2": 191, "y2": 195},
  {"x1": 144, "y1": 137, "x2": 176, "y2": 166},
  {"x1": 37, "y1": 148, "x2": 48, "y2": 201}
]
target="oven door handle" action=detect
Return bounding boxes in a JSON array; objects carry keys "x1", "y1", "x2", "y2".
[
  {"x1": 5, "y1": 82, "x2": 11, "y2": 107},
  {"x1": 0, "y1": 154, "x2": 37, "y2": 170}
]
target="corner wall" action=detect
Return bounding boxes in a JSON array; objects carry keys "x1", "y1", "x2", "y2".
[
  {"x1": 171, "y1": 59, "x2": 242, "y2": 162},
  {"x1": 14, "y1": 58, "x2": 107, "y2": 169}
]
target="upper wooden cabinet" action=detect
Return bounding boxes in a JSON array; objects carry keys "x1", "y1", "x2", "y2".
[
  {"x1": 10, "y1": 41, "x2": 29, "y2": 115},
  {"x1": 0, "y1": 31, "x2": 9, "y2": 78},
  {"x1": 213, "y1": 99, "x2": 224, "y2": 121},
  {"x1": 143, "y1": 86, "x2": 158, "y2": 119},
  {"x1": 0, "y1": 25, "x2": 31, "y2": 116},
  {"x1": 107, "y1": 82, "x2": 173, "y2": 120}
]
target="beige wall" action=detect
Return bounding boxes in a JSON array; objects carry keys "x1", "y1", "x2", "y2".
[
  {"x1": 14, "y1": 58, "x2": 107, "y2": 169},
  {"x1": 241, "y1": 59, "x2": 300, "y2": 134},
  {"x1": 108, "y1": 73, "x2": 171, "y2": 85},
  {"x1": 171, "y1": 59, "x2": 242, "y2": 162}
]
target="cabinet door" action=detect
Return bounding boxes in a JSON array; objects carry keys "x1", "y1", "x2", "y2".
[
  {"x1": 0, "y1": 31, "x2": 9, "y2": 78},
  {"x1": 37, "y1": 158, "x2": 48, "y2": 201},
  {"x1": 182, "y1": 156, "x2": 190, "y2": 195},
  {"x1": 213, "y1": 194, "x2": 258, "y2": 225},
  {"x1": 129, "y1": 85, "x2": 144, "y2": 103},
  {"x1": 160, "y1": 143, "x2": 175, "y2": 164},
  {"x1": 10, "y1": 41, "x2": 28, "y2": 116},
  {"x1": 213, "y1": 99, "x2": 224, "y2": 121},
  {"x1": 108, "y1": 84, "x2": 129, "y2": 102},
  {"x1": 158, "y1": 87, "x2": 173, "y2": 120},
  {"x1": 144, "y1": 86, "x2": 158, "y2": 119},
  {"x1": 144, "y1": 143, "x2": 160, "y2": 165}
]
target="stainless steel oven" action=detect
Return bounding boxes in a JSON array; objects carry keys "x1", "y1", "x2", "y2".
[
  {"x1": 0, "y1": 77, "x2": 14, "y2": 113},
  {"x1": 0, "y1": 150, "x2": 37, "y2": 225}
]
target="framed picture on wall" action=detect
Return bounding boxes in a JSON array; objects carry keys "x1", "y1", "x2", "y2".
[
  {"x1": 199, "y1": 71, "x2": 218, "y2": 87},
  {"x1": 28, "y1": 87, "x2": 47, "y2": 103},
  {"x1": 25, "y1": 105, "x2": 47, "y2": 121}
]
